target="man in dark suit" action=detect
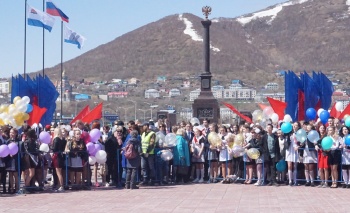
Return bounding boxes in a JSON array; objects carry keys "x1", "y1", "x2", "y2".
[
  {"x1": 263, "y1": 124, "x2": 280, "y2": 186},
  {"x1": 201, "y1": 119, "x2": 210, "y2": 181}
]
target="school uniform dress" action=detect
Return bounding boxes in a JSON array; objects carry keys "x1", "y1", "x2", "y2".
[
  {"x1": 340, "y1": 137, "x2": 350, "y2": 165},
  {"x1": 302, "y1": 140, "x2": 317, "y2": 164},
  {"x1": 285, "y1": 134, "x2": 299, "y2": 163}
]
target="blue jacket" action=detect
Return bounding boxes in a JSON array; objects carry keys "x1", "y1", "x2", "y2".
[
  {"x1": 122, "y1": 133, "x2": 141, "y2": 167},
  {"x1": 173, "y1": 135, "x2": 190, "y2": 166}
]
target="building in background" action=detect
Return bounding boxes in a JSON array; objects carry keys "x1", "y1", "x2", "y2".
[
  {"x1": 56, "y1": 70, "x2": 73, "y2": 102},
  {"x1": 0, "y1": 79, "x2": 10, "y2": 94},
  {"x1": 145, "y1": 89, "x2": 160, "y2": 98}
]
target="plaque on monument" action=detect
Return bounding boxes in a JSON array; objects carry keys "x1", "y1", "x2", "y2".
[
  {"x1": 197, "y1": 108, "x2": 214, "y2": 119},
  {"x1": 201, "y1": 79, "x2": 210, "y2": 89}
]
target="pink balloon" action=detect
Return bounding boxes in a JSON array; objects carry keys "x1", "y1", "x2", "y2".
[
  {"x1": 8, "y1": 143, "x2": 18, "y2": 155},
  {"x1": 39, "y1": 132, "x2": 51, "y2": 144},
  {"x1": 0, "y1": 145, "x2": 10, "y2": 157},
  {"x1": 89, "y1": 129, "x2": 101, "y2": 142}
]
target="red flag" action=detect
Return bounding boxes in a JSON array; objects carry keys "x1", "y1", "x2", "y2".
[
  {"x1": 267, "y1": 97, "x2": 287, "y2": 121},
  {"x1": 258, "y1": 103, "x2": 268, "y2": 111},
  {"x1": 70, "y1": 105, "x2": 90, "y2": 125},
  {"x1": 339, "y1": 104, "x2": 350, "y2": 120},
  {"x1": 27, "y1": 104, "x2": 47, "y2": 126},
  {"x1": 298, "y1": 90, "x2": 305, "y2": 121},
  {"x1": 329, "y1": 103, "x2": 341, "y2": 118},
  {"x1": 222, "y1": 102, "x2": 252, "y2": 123},
  {"x1": 81, "y1": 103, "x2": 103, "y2": 124}
]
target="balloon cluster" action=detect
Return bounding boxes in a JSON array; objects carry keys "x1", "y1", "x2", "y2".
[
  {"x1": 85, "y1": 129, "x2": 107, "y2": 164},
  {"x1": 0, "y1": 96, "x2": 32, "y2": 128},
  {"x1": 0, "y1": 143, "x2": 19, "y2": 157},
  {"x1": 164, "y1": 133, "x2": 177, "y2": 147},
  {"x1": 208, "y1": 132, "x2": 221, "y2": 147}
]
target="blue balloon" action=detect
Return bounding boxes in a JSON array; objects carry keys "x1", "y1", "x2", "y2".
[
  {"x1": 345, "y1": 117, "x2": 350, "y2": 128},
  {"x1": 321, "y1": 136, "x2": 333, "y2": 150},
  {"x1": 306, "y1": 108, "x2": 316, "y2": 120},
  {"x1": 26, "y1": 104, "x2": 33, "y2": 113},
  {"x1": 345, "y1": 135, "x2": 350, "y2": 146},
  {"x1": 319, "y1": 110, "x2": 330, "y2": 124},
  {"x1": 276, "y1": 160, "x2": 286, "y2": 172},
  {"x1": 281, "y1": 122, "x2": 292, "y2": 134}
]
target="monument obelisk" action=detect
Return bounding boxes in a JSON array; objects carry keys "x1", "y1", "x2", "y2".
[{"x1": 192, "y1": 6, "x2": 220, "y2": 123}]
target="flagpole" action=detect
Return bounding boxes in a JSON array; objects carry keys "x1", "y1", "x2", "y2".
[
  {"x1": 42, "y1": 0, "x2": 45, "y2": 76},
  {"x1": 24, "y1": 0, "x2": 27, "y2": 79},
  {"x1": 60, "y1": 21, "x2": 63, "y2": 121}
]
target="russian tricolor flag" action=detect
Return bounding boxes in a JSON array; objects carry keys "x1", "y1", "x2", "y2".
[{"x1": 46, "y1": 0, "x2": 69, "y2": 23}]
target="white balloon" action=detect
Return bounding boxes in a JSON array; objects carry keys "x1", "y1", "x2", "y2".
[
  {"x1": 89, "y1": 156, "x2": 97, "y2": 165},
  {"x1": 263, "y1": 106, "x2": 274, "y2": 118},
  {"x1": 335, "y1": 102, "x2": 343, "y2": 111},
  {"x1": 317, "y1": 108, "x2": 324, "y2": 117},
  {"x1": 270, "y1": 113, "x2": 279, "y2": 123},
  {"x1": 65, "y1": 125, "x2": 72, "y2": 131},
  {"x1": 283, "y1": 114, "x2": 292, "y2": 123},
  {"x1": 95, "y1": 150, "x2": 107, "y2": 161},
  {"x1": 39, "y1": 144, "x2": 50, "y2": 153},
  {"x1": 69, "y1": 130, "x2": 74, "y2": 137},
  {"x1": 22, "y1": 96, "x2": 30, "y2": 104},
  {"x1": 96, "y1": 157, "x2": 107, "y2": 164},
  {"x1": 190, "y1": 117, "x2": 200, "y2": 125}
]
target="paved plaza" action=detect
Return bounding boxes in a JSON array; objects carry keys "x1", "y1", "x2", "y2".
[{"x1": 0, "y1": 183, "x2": 349, "y2": 213}]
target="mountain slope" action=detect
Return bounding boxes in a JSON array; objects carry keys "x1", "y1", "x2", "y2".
[{"x1": 42, "y1": 0, "x2": 350, "y2": 87}]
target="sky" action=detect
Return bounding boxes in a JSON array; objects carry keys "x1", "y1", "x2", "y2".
[{"x1": 0, "y1": 0, "x2": 287, "y2": 79}]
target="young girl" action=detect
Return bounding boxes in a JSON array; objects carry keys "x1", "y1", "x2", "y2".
[
  {"x1": 207, "y1": 123, "x2": 219, "y2": 183},
  {"x1": 339, "y1": 126, "x2": 350, "y2": 188},
  {"x1": 66, "y1": 129, "x2": 87, "y2": 189},
  {"x1": 191, "y1": 126, "x2": 205, "y2": 183},
  {"x1": 285, "y1": 122, "x2": 301, "y2": 186},
  {"x1": 5, "y1": 128, "x2": 19, "y2": 194},
  {"x1": 277, "y1": 129, "x2": 286, "y2": 183},
  {"x1": 218, "y1": 126, "x2": 233, "y2": 182},
  {"x1": 300, "y1": 124, "x2": 317, "y2": 187},
  {"x1": 52, "y1": 127, "x2": 66, "y2": 192},
  {"x1": 242, "y1": 125, "x2": 253, "y2": 184},
  {"x1": 21, "y1": 129, "x2": 38, "y2": 193},
  {"x1": 315, "y1": 124, "x2": 329, "y2": 188},
  {"x1": 326, "y1": 126, "x2": 340, "y2": 188}
]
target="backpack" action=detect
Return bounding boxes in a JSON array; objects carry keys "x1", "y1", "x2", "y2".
[{"x1": 124, "y1": 143, "x2": 138, "y2": 159}]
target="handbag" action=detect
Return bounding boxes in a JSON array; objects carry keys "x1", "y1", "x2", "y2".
[{"x1": 177, "y1": 158, "x2": 188, "y2": 175}]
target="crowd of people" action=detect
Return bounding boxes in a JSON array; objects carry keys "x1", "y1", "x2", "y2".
[{"x1": 0, "y1": 115, "x2": 349, "y2": 195}]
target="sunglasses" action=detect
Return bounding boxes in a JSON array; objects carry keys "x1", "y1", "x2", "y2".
[{"x1": 116, "y1": 131, "x2": 122, "y2": 133}]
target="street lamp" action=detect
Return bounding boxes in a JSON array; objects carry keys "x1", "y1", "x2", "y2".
[
  {"x1": 150, "y1": 105, "x2": 158, "y2": 121},
  {"x1": 118, "y1": 106, "x2": 133, "y2": 121},
  {"x1": 138, "y1": 109, "x2": 151, "y2": 122},
  {"x1": 128, "y1": 100, "x2": 137, "y2": 121}
]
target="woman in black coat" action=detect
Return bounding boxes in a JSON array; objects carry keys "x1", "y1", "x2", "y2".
[{"x1": 125, "y1": 130, "x2": 141, "y2": 189}]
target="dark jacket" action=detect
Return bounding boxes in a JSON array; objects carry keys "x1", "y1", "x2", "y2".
[
  {"x1": 105, "y1": 135, "x2": 123, "y2": 164},
  {"x1": 262, "y1": 133, "x2": 281, "y2": 161},
  {"x1": 250, "y1": 136, "x2": 268, "y2": 160},
  {"x1": 126, "y1": 137, "x2": 141, "y2": 168}
]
